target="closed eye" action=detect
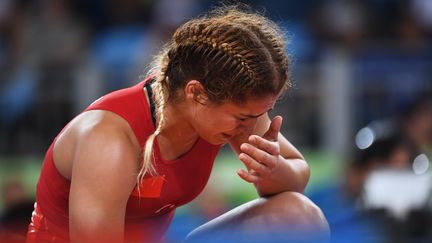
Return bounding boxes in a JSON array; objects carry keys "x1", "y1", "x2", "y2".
[{"x1": 239, "y1": 109, "x2": 271, "y2": 120}]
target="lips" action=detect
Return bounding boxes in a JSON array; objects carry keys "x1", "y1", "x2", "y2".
[{"x1": 222, "y1": 133, "x2": 233, "y2": 140}]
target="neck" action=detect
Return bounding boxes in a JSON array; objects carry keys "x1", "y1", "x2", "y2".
[{"x1": 156, "y1": 102, "x2": 199, "y2": 160}]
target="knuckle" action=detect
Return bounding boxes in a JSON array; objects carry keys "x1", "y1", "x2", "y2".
[
  {"x1": 256, "y1": 163, "x2": 264, "y2": 171},
  {"x1": 246, "y1": 158, "x2": 254, "y2": 167},
  {"x1": 260, "y1": 164, "x2": 268, "y2": 172},
  {"x1": 264, "y1": 153, "x2": 272, "y2": 162},
  {"x1": 272, "y1": 141, "x2": 280, "y2": 151}
]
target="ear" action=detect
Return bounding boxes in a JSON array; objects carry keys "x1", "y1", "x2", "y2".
[{"x1": 184, "y1": 80, "x2": 208, "y2": 105}]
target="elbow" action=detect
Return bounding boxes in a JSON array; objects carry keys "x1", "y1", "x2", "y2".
[
  {"x1": 257, "y1": 158, "x2": 310, "y2": 197},
  {"x1": 70, "y1": 215, "x2": 124, "y2": 243},
  {"x1": 297, "y1": 159, "x2": 310, "y2": 193},
  {"x1": 286, "y1": 158, "x2": 310, "y2": 194}
]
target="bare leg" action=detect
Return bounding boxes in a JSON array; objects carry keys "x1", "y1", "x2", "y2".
[{"x1": 184, "y1": 191, "x2": 329, "y2": 243}]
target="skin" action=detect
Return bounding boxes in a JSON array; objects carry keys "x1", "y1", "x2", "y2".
[
  {"x1": 173, "y1": 80, "x2": 310, "y2": 195},
  {"x1": 52, "y1": 80, "x2": 310, "y2": 242}
]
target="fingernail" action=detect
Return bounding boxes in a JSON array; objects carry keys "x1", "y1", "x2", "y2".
[{"x1": 240, "y1": 143, "x2": 248, "y2": 150}]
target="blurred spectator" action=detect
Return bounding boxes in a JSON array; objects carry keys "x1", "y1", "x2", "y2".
[
  {"x1": 311, "y1": 120, "x2": 432, "y2": 243},
  {"x1": 353, "y1": 121, "x2": 432, "y2": 242},
  {"x1": 0, "y1": 180, "x2": 34, "y2": 243},
  {"x1": 411, "y1": 0, "x2": 432, "y2": 37},
  {"x1": 398, "y1": 95, "x2": 432, "y2": 154},
  {"x1": 309, "y1": 0, "x2": 368, "y2": 46},
  {"x1": 397, "y1": 13, "x2": 427, "y2": 52},
  {"x1": 349, "y1": 121, "x2": 419, "y2": 199}
]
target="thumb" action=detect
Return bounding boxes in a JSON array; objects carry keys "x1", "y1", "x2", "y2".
[{"x1": 263, "y1": 116, "x2": 282, "y2": 141}]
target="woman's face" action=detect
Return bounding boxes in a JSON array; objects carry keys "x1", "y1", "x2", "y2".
[{"x1": 189, "y1": 95, "x2": 277, "y2": 145}]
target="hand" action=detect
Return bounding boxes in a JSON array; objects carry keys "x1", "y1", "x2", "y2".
[{"x1": 237, "y1": 116, "x2": 282, "y2": 183}]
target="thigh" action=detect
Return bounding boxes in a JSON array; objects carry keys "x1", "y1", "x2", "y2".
[{"x1": 184, "y1": 191, "x2": 329, "y2": 243}]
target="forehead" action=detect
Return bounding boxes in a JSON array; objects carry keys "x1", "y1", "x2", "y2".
[{"x1": 221, "y1": 95, "x2": 277, "y2": 114}]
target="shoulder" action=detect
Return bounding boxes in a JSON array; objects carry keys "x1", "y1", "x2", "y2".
[
  {"x1": 69, "y1": 111, "x2": 140, "y2": 199},
  {"x1": 54, "y1": 110, "x2": 141, "y2": 180},
  {"x1": 74, "y1": 110, "x2": 140, "y2": 166}
]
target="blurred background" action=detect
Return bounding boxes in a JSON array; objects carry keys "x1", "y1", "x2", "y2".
[{"x1": 0, "y1": 0, "x2": 431, "y2": 242}]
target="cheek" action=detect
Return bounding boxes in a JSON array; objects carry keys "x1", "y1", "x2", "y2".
[
  {"x1": 195, "y1": 107, "x2": 240, "y2": 134},
  {"x1": 243, "y1": 118, "x2": 258, "y2": 127},
  {"x1": 211, "y1": 116, "x2": 239, "y2": 134},
  {"x1": 194, "y1": 111, "x2": 232, "y2": 133}
]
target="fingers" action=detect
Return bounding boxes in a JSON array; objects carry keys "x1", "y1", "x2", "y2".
[
  {"x1": 263, "y1": 116, "x2": 282, "y2": 141},
  {"x1": 248, "y1": 135, "x2": 280, "y2": 155},
  {"x1": 240, "y1": 143, "x2": 277, "y2": 169},
  {"x1": 237, "y1": 115, "x2": 283, "y2": 184},
  {"x1": 237, "y1": 141, "x2": 278, "y2": 184},
  {"x1": 239, "y1": 152, "x2": 272, "y2": 175},
  {"x1": 237, "y1": 169, "x2": 260, "y2": 183}
]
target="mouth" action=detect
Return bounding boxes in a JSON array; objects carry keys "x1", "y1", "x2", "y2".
[{"x1": 221, "y1": 133, "x2": 233, "y2": 140}]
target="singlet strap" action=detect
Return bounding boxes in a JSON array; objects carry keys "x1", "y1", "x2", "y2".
[{"x1": 145, "y1": 81, "x2": 157, "y2": 126}]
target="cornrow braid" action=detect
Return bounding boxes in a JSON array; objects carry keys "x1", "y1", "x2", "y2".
[
  {"x1": 173, "y1": 18, "x2": 265, "y2": 82},
  {"x1": 170, "y1": 18, "x2": 279, "y2": 102},
  {"x1": 187, "y1": 34, "x2": 257, "y2": 82},
  {"x1": 220, "y1": 10, "x2": 291, "y2": 91}
]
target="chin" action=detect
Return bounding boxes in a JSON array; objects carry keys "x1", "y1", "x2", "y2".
[
  {"x1": 208, "y1": 138, "x2": 227, "y2": 145},
  {"x1": 202, "y1": 135, "x2": 229, "y2": 145},
  {"x1": 213, "y1": 141, "x2": 227, "y2": 146}
]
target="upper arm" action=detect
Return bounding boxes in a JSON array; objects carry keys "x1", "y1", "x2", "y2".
[{"x1": 69, "y1": 124, "x2": 139, "y2": 242}]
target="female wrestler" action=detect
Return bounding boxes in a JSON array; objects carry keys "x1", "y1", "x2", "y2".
[{"x1": 27, "y1": 6, "x2": 329, "y2": 243}]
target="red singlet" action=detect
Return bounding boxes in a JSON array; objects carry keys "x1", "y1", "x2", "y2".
[{"x1": 27, "y1": 77, "x2": 221, "y2": 242}]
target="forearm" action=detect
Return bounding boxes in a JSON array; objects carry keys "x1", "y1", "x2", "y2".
[{"x1": 254, "y1": 156, "x2": 310, "y2": 197}]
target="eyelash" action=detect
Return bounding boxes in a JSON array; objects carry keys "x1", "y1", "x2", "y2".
[{"x1": 237, "y1": 117, "x2": 248, "y2": 121}]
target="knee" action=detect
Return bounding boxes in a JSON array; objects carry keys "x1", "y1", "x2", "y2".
[
  {"x1": 185, "y1": 192, "x2": 329, "y2": 243},
  {"x1": 262, "y1": 191, "x2": 329, "y2": 235}
]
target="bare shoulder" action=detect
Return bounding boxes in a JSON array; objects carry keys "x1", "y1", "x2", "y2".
[{"x1": 53, "y1": 110, "x2": 140, "y2": 181}]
